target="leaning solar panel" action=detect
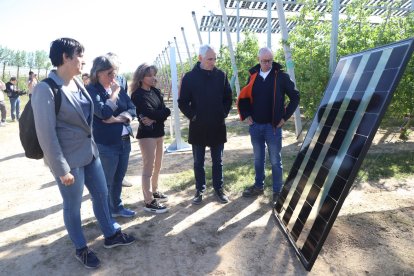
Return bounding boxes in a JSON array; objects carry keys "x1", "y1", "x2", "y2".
[{"x1": 274, "y1": 38, "x2": 414, "y2": 271}]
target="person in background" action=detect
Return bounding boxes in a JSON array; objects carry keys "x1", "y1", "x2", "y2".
[
  {"x1": 86, "y1": 55, "x2": 137, "y2": 218},
  {"x1": 5, "y1": 77, "x2": 23, "y2": 122},
  {"x1": 81, "y1": 73, "x2": 90, "y2": 86},
  {"x1": 0, "y1": 80, "x2": 7, "y2": 126},
  {"x1": 28, "y1": 71, "x2": 38, "y2": 98},
  {"x1": 31, "y1": 37, "x2": 135, "y2": 269},
  {"x1": 130, "y1": 63, "x2": 170, "y2": 214},
  {"x1": 178, "y1": 44, "x2": 233, "y2": 205},
  {"x1": 237, "y1": 47, "x2": 300, "y2": 203}
]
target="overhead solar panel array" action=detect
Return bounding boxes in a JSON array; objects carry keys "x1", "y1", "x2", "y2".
[
  {"x1": 200, "y1": 1, "x2": 412, "y2": 33},
  {"x1": 224, "y1": 0, "x2": 412, "y2": 17},
  {"x1": 200, "y1": 15, "x2": 296, "y2": 33}
]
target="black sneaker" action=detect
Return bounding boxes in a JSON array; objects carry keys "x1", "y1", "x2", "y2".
[
  {"x1": 192, "y1": 191, "x2": 203, "y2": 205},
  {"x1": 153, "y1": 191, "x2": 168, "y2": 202},
  {"x1": 104, "y1": 230, "x2": 135, "y2": 249},
  {"x1": 215, "y1": 189, "x2": 229, "y2": 204},
  {"x1": 242, "y1": 185, "x2": 264, "y2": 198},
  {"x1": 144, "y1": 199, "x2": 168, "y2": 214},
  {"x1": 75, "y1": 247, "x2": 100, "y2": 269}
]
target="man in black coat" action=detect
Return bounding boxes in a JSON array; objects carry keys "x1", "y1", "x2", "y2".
[{"x1": 178, "y1": 44, "x2": 233, "y2": 205}]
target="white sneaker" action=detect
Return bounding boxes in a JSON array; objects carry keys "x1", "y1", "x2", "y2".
[{"x1": 0, "y1": 122, "x2": 6, "y2": 127}]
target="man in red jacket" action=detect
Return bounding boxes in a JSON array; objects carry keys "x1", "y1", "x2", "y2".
[{"x1": 237, "y1": 47, "x2": 300, "y2": 202}]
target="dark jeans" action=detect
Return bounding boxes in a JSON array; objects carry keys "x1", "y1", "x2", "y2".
[
  {"x1": 192, "y1": 143, "x2": 224, "y2": 193},
  {"x1": 9, "y1": 97, "x2": 20, "y2": 120},
  {"x1": 97, "y1": 138, "x2": 131, "y2": 213},
  {"x1": 0, "y1": 101, "x2": 6, "y2": 122}
]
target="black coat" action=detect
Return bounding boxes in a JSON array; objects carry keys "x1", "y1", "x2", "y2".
[{"x1": 178, "y1": 62, "x2": 233, "y2": 146}]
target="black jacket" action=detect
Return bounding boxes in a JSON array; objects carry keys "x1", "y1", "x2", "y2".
[
  {"x1": 6, "y1": 82, "x2": 19, "y2": 99},
  {"x1": 131, "y1": 87, "x2": 170, "y2": 139},
  {"x1": 178, "y1": 62, "x2": 233, "y2": 146},
  {"x1": 238, "y1": 62, "x2": 299, "y2": 127}
]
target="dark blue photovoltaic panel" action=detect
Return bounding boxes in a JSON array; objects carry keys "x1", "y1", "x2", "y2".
[{"x1": 274, "y1": 38, "x2": 414, "y2": 271}]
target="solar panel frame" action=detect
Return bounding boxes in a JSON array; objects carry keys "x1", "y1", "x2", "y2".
[{"x1": 273, "y1": 37, "x2": 414, "y2": 271}]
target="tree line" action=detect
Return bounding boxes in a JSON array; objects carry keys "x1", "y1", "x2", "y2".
[{"x1": 0, "y1": 47, "x2": 52, "y2": 89}]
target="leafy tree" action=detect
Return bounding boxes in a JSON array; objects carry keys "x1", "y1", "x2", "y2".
[
  {"x1": 0, "y1": 46, "x2": 14, "y2": 81},
  {"x1": 13, "y1": 50, "x2": 27, "y2": 89},
  {"x1": 27, "y1": 52, "x2": 36, "y2": 72},
  {"x1": 35, "y1": 50, "x2": 48, "y2": 77}
]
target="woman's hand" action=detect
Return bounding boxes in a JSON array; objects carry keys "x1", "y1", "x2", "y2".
[
  {"x1": 109, "y1": 81, "x2": 120, "y2": 102},
  {"x1": 103, "y1": 116, "x2": 127, "y2": 124},
  {"x1": 141, "y1": 116, "x2": 156, "y2": 126},
  {"x1": 60, "y1": 173, "x2": 75, "y2": 186}
]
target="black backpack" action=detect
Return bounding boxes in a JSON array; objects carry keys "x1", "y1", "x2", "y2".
[{"x1": 19, "y1": 78, "x2": 62, "y2": 159}]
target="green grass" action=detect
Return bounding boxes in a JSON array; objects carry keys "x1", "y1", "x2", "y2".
[
  {"x1": 162, "y1": 155, "x2": 296, "y2": 194},
  {"x1": 161, "y1": 150, "x2": 412, "y2": 194},
  {"x1": 358, "y1": 151, "x2": 414, "y2": 181}
]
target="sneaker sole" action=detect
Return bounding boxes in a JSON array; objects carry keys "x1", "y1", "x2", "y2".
[
  {"x1": 144, "y1": 207, "x2": 168, "y2": 214},
  {"x1": 111, "y1": 212, "x2": 136, "y2": 218},
  {"x1": 75, "y1": 255, "x2": 100, "y2": 269},
  {"x1": 103, "y1": 239, "x2": 135, "y2": 249}
]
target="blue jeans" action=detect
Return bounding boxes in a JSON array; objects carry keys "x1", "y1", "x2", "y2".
[
  {"x1": 9, "y1": 97, "x2": 20, "y2": 120},
  {"x1": 249, "y1": 123, "x2": 283, "y2": 192},
  {"x1": 97, "y1": 139, "x2": 131, "y2": 213},
  {"x1": 55, "y1": 157, "x2": 117, "y2": 250},
  {"x1": 192, "y1": 144, "x2": 224, "y2": 193}
]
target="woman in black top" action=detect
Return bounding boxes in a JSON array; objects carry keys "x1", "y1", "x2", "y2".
[{"x1": 130, "y1": 63, "x2": 170, "y2": 214}]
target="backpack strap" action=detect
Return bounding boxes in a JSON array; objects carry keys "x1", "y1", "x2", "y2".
[{"x1": 42, "y1": 78, "x2": 62, "y2": 115}]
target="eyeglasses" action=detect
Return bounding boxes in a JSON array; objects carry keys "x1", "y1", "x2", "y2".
[{"x1": 260, "y1": 59, "x2": 273, "y2": 64}]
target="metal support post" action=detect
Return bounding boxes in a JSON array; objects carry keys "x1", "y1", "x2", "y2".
[
  {"x1": 181, "y1": 27, "x2": 193, "y2": 68},
  {"x1": 275, "y1": 0, "x2": 303, "y2": 141},
  {"x1": 329, "y1": 0, "x2": 340, "y2": 75},
  {"x1": 192, "y1": 11, "x2": 203, "y2": 45},
  {"x1": 166, "y1": 46, "x2": 191, "y2": 152},
  {"x1": 220, "y1": 0, "x2": 240, "y2": 96}
]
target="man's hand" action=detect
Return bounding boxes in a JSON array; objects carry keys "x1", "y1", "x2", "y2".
[
  {"x1": 245, "y1": 116, "x2": 254, "y2": 125},
  {"x1": 277, "y1": 118, "x2": 285, "y2": 128},
  {"x1": 60, "y1": 173, "x2": 75, "y2": 186}
]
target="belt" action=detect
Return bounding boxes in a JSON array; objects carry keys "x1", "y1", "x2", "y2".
[{"x1": 121, "y1": 135, "x2": 130, "y2": 140}]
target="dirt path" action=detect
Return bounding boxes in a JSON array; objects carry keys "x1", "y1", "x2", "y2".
[{"x1": 0, "y1": 115, "x2": 413, "y2": 275}]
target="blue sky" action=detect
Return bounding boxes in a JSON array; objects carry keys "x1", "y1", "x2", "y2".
[{"x1": 0, "y1": 0, "x2": 227, "y2": 73}]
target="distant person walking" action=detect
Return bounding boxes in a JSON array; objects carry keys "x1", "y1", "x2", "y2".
[
  {"x1": 31, "y1": 37, "x2": 135, "y2": 269},
  {"x1": 178, "y1": 44, "x2": 233, "y2": 205},
  {"x1": 5, "y1": 77, "x2": 23, "y2": 121}
]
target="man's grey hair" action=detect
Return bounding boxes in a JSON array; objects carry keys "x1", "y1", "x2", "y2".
[
  {"x1": 89, "y1": 55, "x2": 119, "y2": 84},
  {"x1": 199, "y1": 44, "x2": 215, "y2": 57},
  {"x1": 258, "y1": 47, "x2": 273, "y2": 57}
]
